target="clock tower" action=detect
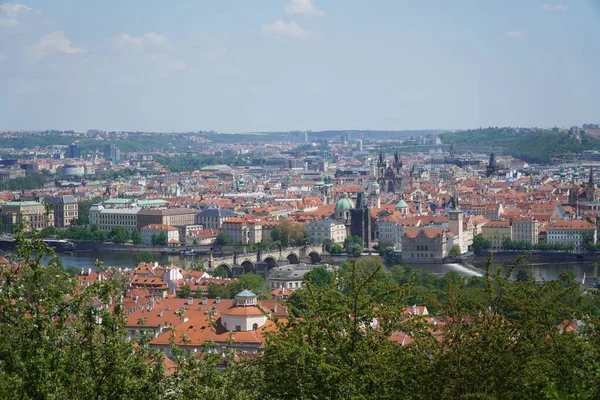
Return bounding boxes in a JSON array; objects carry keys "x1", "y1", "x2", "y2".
[{"x1": 447, "y1": 193, "x2": 463, "y2": 252}]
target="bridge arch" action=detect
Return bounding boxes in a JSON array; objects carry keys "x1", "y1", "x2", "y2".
[
  {"x1": 215, "y1": 263, "x2": 232, "y2": 278},
  {"x1": 264, "y1": 256, "x2": 278, "y2": 270},
  {"x1": 308, "y1": 251, "x2": 321, "y2": 264},
  {"x1": 241, "y1": 260, "x2": 256, "y2": 273},
  {"x1": 286, "y1": 253, "x2": 300, "y2": 265}
]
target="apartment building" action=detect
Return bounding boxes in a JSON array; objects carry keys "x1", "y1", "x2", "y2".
[
  {"x1": 89, "y1": 204, "x2": 140, "y2": 232},
  {"x1": 221, "y1": 218, "x2": 263, "y2": 245},
  {"x1": 511, "y1": 217, "x2": 539, "y2": 244},
  {"x1": 40, "y1": 195, "x2": 79, "y2": 227},
  {"x1": 137, "y1": 208, "x2": 198, "y2": 239},
  {"x1": 305, "y1": 218, "x2": 347, "y2": 244},
  {"x1": 481, "y1": 221, "x2": 513, "y2": 248},
  {"x1": 140, "y1": 224, "x2": 180, "y2": 246},
  {"x1": 195, "y1": 208, "x2": 238, "y2": 229},
  {"x1": 547, "y1": 220, "x2": 597, "y2": 250}
]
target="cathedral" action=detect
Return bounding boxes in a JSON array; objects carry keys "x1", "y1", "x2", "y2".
[{"x1": 376, "y1": 149, "x2": 403, "y2": 193}]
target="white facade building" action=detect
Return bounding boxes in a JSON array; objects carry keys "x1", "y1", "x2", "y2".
[
  {"x1": 305, "y1": 218, "x2": 347, "y2": 244},
  {"x1": 546, "y1": 220, "x2": 597, "y2": 250},
  {"x1": 89, "y1": 204, "x2": 140, "y2": 232},
  {"x1": 140, "y1": 224, "x2": 180, "y2": 246}
]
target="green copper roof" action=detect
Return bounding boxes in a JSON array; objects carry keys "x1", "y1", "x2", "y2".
[
  {"x1": 395, "y1": 199, "x2": 409, "y2": 209},
  {"x1": 335, "y1": 194, "x2": 355, "y2": 211}
]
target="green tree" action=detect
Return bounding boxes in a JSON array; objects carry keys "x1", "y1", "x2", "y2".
[
  {"x1": 207, "y1": 282, "x2": 231, "y2": 299},
  {"x1": 271, "y1": 219, "x2": 307, "y2": 247},
  {"x1": 349, "y1": 243, "x2": 363, "y2": 257},
  {"x1": 303, "y1": 266, "x2": 333, "y2": 286},
  {"x1": 344, "y1": 235, "x2": 363, "y2": 252},
  {"x1": 0, "y1": 227, "x2": 165, "y2": 399},
  {"x1": 39, "y1": 225, "x2": 59, "y2": 238},
  {"x1": 131, "y1": 230, "x2": 143, "y2": 245},
  {"x1": 215, "y1": 232, "x2": 231, "y2": 246},
  {"x1": 472, "y1": 235, "x2": 492, "y2": 253},
  {"x1": 108, "y1": 226, "x2": 130, "y2": 244},
  {"x1": 227, "y1": 273, "x2": 270, "y2": 298},
  {"x1": 329, "y1": 243, "x2": 343, "y2": 255},
  {"x1": 178, "y1": 284, "x2": 192, "y2": 299},
  {"x1": 213, "y1": 265, "x2": 230, "y2": 278},
  {"x1": 151, "y1": 232, "x2": 168, "y2": 246},
  {"x1": 136, "y1": 251, "x2": 155, "y2": 264},
  {"x1": 448, "y1": 244, "x2": 461, "y2": 257}
]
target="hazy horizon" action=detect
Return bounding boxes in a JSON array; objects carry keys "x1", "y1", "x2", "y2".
[{"x1": 1, "y1": 1, "x2": 599, "y2": 133}]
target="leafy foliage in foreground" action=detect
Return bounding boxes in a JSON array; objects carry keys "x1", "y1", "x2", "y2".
[{"x1": 0, "y1": 233, "x2": 599, "y2": 399}]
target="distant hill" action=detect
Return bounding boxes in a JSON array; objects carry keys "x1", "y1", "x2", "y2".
[{"x1": 440, "y1": 128, "x2": 600, "y2": 164}]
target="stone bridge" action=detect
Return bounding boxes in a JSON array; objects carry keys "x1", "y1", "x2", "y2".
[{"x1": 206, "y1": 244, "x2": 325, "y2": 277}]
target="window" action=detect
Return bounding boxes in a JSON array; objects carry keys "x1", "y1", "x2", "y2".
[
  {"x1": 252, "y1": 323, "x2": 258, "y2": 331},
  {"x1": 235, "y1": 325, "x2": 241, "y2": 332}
]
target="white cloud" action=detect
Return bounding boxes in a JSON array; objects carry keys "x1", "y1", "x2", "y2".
[
  {"x1": 542, "y1": 3, "x2": 567, "y2": 12},
  {"x1": 0, "y1": 52, "x2": 6, "y2": 61},
  {"x1": 262, "y1": 20, "x2": 309, "y2": 39},
  {"x1": 115, "y1": 32, "x2": 168, "y2": 47},
  {"x1": 143, "y1": 32, "x2": 168, "y2": 46},
  {"x1": 117, "y1": 34, "x2": 143, "y2": 47},
  {"x1": 285, "y1": 0, "x2": 324, "y2": 17},
  {"x1": 165, "y1": 58, "x2": 186, "y2": 71},
  {"x1": 505, "y1": 30, "x2": 524, "y2": 39},
  {"x1": 0, "y1": 3, "x2": 33, "y2": 27},
  {"x1": 30, "y1": 31, "x2": 86, "y2": 56}
]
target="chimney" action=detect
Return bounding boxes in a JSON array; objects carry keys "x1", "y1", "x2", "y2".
[
  {"x1": 187, "y1": 297, "x2": 194, "y2": 305},
  {"x1": 159, "y1": 310, "x2": 163, "y2": 317},
  {"x1": 274, "y1": 303, "x2": 278, "y2": 313},
  {"x1": 134, "y1": 296, "x2": 138, "y2": 304},
  {"x1": 108, "y1": 296, "x2": 113, "y2": 305},
  {"x1": 202, "y1": 297, "x2": 208, "y2": 305},
  {"x1": 88, "y1": 268, "x2": 92, "y2": 276},
  {"x1": 215, "y1": 297, "x2": 220, "y2": 304}
]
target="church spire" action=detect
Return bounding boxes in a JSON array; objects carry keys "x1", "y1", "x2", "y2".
[
  {"x1": 379, "y1": 148, "x2": 384, "y2": 165},
  {"x1": 394, "y1": 148, "x2": 399, "y2": 164},
  {"x1": 588, "y1": 166, "x2": 594, "y2": 186}
]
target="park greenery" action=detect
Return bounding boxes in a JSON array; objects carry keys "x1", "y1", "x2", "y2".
[
  {"x1": 0, "y1": 172, "x2": 50, "y2": 191},
  {"x1": 2, "y1": 231, "x2": 600, "y2": 399},
  {"x1": 155, "y1": 154, "x2": 249, "y2": 173}
]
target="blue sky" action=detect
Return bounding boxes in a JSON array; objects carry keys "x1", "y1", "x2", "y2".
[{"x1": 0, "y1": 0, "x2": 599, "y2": 133}]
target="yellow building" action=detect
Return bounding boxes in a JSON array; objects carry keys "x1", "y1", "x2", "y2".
[
  {"x1": 481, "y1": 221, "x2": 513, "y2": 248},
  {"x1": 0, "y1": 201, "x2": 54, "y2": 232}
]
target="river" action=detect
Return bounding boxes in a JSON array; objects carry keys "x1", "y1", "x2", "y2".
[{"x1": 43, "y1": 251, "x2": 600, "y2": 282}]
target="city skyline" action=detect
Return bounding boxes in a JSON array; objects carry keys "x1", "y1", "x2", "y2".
[{"x1": 1, "y1": 0, "x2": 599, "y2": 133}]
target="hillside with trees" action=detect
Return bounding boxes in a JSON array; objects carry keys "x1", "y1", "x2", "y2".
[{"x1": 440, "y1": 128, "x2": 600, "y2": 163}]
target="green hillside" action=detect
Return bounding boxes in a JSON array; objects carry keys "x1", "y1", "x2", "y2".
[{"x1": 440, "y1": 128, "x2": 600, "y2": 163}]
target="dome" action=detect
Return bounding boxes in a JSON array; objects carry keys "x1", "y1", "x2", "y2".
[
  {"x1": 335, "y1": 193, "x2": 355, "y2": 210},
  {"x1": 395, "y1": 199, "x2": 409, "y2": 209},
  {"x1": 372, "y1": 182, "x2": 380, "y2": 189}
]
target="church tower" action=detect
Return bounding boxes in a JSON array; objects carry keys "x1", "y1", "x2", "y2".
[
  {"x1": 486, "y1": 153, "x2": 499, "y2": 177},
  {"x1": 447, "y1": 193, "x2": 464, "y2": 253},
  {"x1": 586, "y1": 167, "x2": 596, "y2": 202},
  {"x1": 394, "y1": 148, "x2": 403, "y2": 175}
]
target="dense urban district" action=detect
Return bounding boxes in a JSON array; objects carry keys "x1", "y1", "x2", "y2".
[{"x1": 2, "y1": 127, "x2": 600, "y2": 399}]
